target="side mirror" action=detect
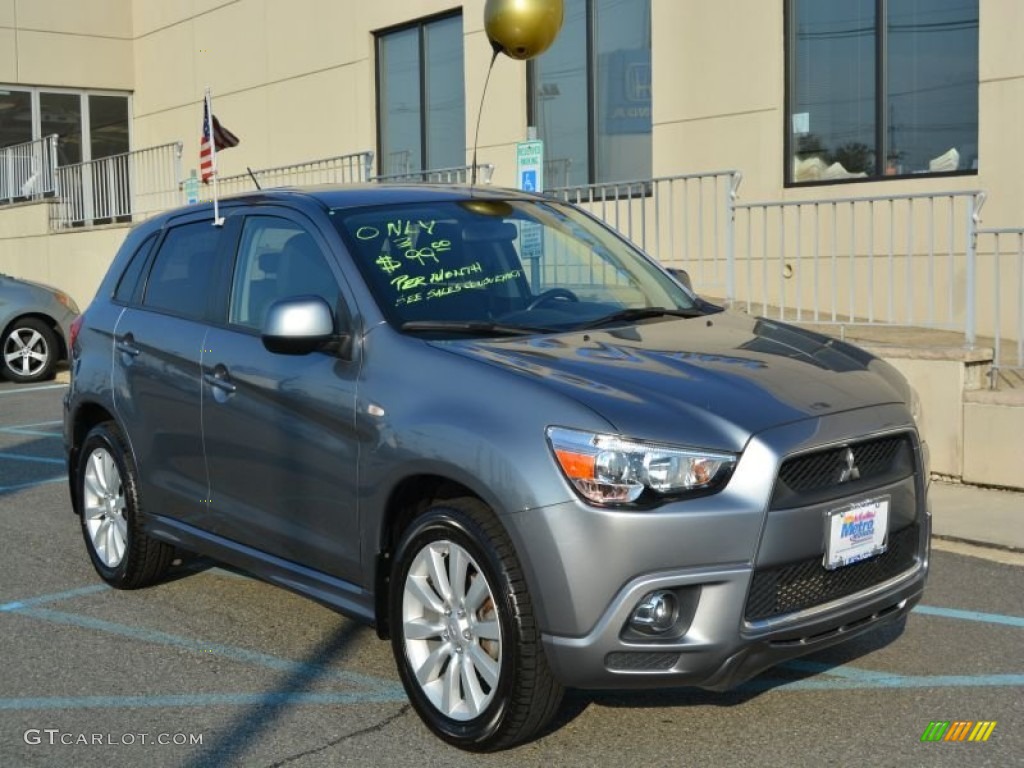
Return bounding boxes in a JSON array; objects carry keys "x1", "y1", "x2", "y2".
[
  {"x1": 667, "y1": 267, "x2": 693, "y2": 291},
  {"x1": 262, "y1": 296, "x2": 334, "y2": 355}
]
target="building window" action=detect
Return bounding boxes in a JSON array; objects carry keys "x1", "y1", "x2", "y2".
[
  {"x1": 0, "y1": 87, "x2": 130, "y2": 163},
  {"x1": 376, "y1": 13, "x2": 466, "y2": 176},
  {"x1": 788, "y1": 0, "x2": 978, "y2": 184},
  {"x1": 528, "y1": 0, "x2": 652, "y2": 189}
]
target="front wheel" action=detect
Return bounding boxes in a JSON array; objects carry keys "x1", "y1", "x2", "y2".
[{"x1": 390, "y1": 498, "x2": 563, "y2": 751}]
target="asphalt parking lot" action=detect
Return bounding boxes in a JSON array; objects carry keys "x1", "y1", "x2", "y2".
[{"x1": 1, "y1": 380, "x2": 1021, "y2": 768}]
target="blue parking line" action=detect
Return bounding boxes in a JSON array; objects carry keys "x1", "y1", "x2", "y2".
[
  {"x1": 0, "y1": 383, "x2": 67, "y2": 394},
  {"x1": 1, "y1": 428, "x2": 63, "y2": 438},
  {"x1": 914, "y1": 604, "x2": 1024, "y2": 628},
  {"x1": 0, "y1": 584, "x2": 109, "y2": 613},
  {"x1": 0, "y1": 690, "x2": 406, "y2": 712},
  {"x1": 779, "y1": 659, "x2": 902, "y2": 682},
  {"x1": 0, "y1": 476, "x2": 65, "y2": 493},
  {"x1": 0, "y1": 419, "x2": 63, "y2": 438},
  {"x1": 0, "y1": 452, "x2": 64, "y2": 465},
  {"x1": 14, "y1": 606, "x2": 402, "y2": 694}
]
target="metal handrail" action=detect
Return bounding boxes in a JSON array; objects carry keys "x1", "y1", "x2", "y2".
[
  {"x1": 372, "y1": 163, "x2": 494, "y2": 185},
  {"x1": 1, "y1": 135, "x2": 59, "y2": 204},
  {"x1": 203, "y1": 151, "x2": 375, "y2": 199},
  {"x1": 52, "y1": 142, "x2": 183, "y2": 228}
]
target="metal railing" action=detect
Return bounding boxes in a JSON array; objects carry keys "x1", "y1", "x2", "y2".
[
  {"x1": 549, "y1": 171, "x2": 742, "y2": 298},
  {"x1": 733, "y1": 190, "x2": 986, "y2": 346},
  {"x1": 1, "y1": 135, "x2": 59, "y2": 204},
  {"x1": 372, "y1": 163, "x2": 494, "y2": 185},
  {"x1": 52, "y1": 142, "x2": 183, "y2": 228},
  {"x1": 974, "y1": 226, "x2": 1024, "y2": 377},
  {"x1": 202, "y1": 151, "x2": 374, "y2": 199}
]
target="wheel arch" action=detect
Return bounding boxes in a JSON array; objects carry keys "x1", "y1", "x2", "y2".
[
  {"x1": 373, "y1": 474, "x2": 497, "y2": 640},
  {"x1": 67, "y1": 400, "x2": 119, "y2": 515}
]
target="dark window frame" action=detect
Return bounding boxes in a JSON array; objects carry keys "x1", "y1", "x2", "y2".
[
  {"x1": 374, "y1": 9, "x2": 465, "y2": 177},
  {"x1": 784, "y1": 0, "x2": 979, "y2": 187}
]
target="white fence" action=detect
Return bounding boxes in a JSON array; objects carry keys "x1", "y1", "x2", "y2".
[
  {"x1": 201, "y1": 151, "x2": 374, "y2": 199},
  {"x1": 52, "y1": 142, "x2": 183, "y2": 228},
  {"x1": 1, "y1": 135, "x2": 58, "y2": 203},
  {"x1": 549, "y1": 171, "x2": 742, "y2": 299},
  {"x1": 372, "y1": 163, "x2": 494, "y2": 185},
  {"x1": 732, "y1": 190, "x2": 986, "y2": 345}
]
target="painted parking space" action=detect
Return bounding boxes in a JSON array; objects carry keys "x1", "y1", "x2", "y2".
[{"x1": 0, "y1": 384, "x2": 1020, "y2": 767}]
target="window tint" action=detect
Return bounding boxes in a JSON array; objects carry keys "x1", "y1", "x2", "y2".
[
  {"x1": 113, "y1": 233, "x2": 157, "y2": 304},
  {"x1": 229, "y1": 217, "x2": 340, "y2": 330},
  {"x1": 142, "y1": 221, "x2": 221, "y2": 320}
]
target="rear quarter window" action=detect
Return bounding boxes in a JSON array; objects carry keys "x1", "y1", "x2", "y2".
[{"x1": 113, "y1": 233, "x2": 157, "y2": 305}]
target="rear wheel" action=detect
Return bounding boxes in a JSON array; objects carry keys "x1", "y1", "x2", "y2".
[
  {"x1": 390, "y1": 498, "x2": 563, "y2": 751},
  {"x1": 2, "y1": 317, "x2": 58, "y2": 383},
  {"x1": 77, "y1": 422, "x2": 173, "y2": 588}
]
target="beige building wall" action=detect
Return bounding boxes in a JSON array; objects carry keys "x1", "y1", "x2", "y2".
[
  {"x1": 127, "y1": 0, "x2": 531, "y2": 186},
  {"x1": 1, "y1": 0, "x2": 1021, "y2": 329},
  {"x1": 0, "y1": 0, "x2": 133, "y2": 89}
]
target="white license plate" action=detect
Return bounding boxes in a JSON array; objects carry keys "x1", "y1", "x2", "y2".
[{"x1": 824, "y1": 496, "x2": 890, "y2": 570}]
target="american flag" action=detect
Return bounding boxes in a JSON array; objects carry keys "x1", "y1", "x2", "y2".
[{"x1": 199, "y1": 98, "x2": 240, "y2": 183}]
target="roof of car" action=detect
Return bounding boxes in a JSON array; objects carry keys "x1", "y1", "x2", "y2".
[{"x1": 208, "y1": 183, "x2": 547, "y2": 211}]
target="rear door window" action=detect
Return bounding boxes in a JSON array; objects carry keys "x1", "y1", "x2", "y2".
[{"x1": 142, "y1": 221, "x2": 222, "y2": 320}]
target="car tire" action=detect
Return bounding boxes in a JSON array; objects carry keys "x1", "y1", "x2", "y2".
[
  {"x1": 77, "y1": 422, "x2": 174, "y2": 589},
  {"x1": 2, "y1": 317, "x2": 59, "y2": 383},
  {"x1": 390, "y1": 498, "x2": 563, "y2": 751}
]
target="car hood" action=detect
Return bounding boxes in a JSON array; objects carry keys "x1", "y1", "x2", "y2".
[{"x1": 431, "y1": 311, "x2": 906, "y2": 452}]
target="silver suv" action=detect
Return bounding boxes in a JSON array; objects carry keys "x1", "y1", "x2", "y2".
[{"x1": 64, "y1": 186, "x2": 929, "y2": 750}]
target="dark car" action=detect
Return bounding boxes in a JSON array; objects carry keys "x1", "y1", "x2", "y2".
[
  {"x1": 64, "y1": 185, "x2": 929, "y2": 750},
  {"x1": 1, "y1": 272, "x2": 79, "y2": 383}
]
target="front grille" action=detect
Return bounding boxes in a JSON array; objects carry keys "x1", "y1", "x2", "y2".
[
  {"x1": 772, "y1": 434, "x2": 914, "y2": 508},
  {"x1": 744, "y1": 523, "x2": 919, "y2": 622}
]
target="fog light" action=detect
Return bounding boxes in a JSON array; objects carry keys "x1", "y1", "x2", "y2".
[{"x1": 629, "y1": 590, "x2": 679, "y2": 634}]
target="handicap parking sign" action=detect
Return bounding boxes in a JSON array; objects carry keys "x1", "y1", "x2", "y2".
[{"x1": 516, "y1": 140, "x2": 544, "y2": 193}]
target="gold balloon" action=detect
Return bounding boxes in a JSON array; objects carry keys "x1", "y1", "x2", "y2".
[{"x1": 484, "y1": 0, "x2": 564, "y2": 61}]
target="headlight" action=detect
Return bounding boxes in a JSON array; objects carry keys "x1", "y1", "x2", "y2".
[{"x1": 547, "y1": 426, "x2": 737, "y2": 505}]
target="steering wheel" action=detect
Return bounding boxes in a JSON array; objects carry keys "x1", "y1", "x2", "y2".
[{"x1": 526, "y1": 288, "x2": 580, "y2": 311}]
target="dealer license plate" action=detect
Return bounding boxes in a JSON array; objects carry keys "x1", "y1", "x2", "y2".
[{"x1": 824, "y1": 496, "x2": 890, "y2": 570}]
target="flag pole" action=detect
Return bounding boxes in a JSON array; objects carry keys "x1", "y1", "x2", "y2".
[{"x1": 205, "y1": 87, "x2": 224, "y2": 226}]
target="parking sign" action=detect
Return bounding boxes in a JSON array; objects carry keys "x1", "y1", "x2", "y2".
[{"x1": 516, "y1": 140, "x2": 544, "y2": 193}]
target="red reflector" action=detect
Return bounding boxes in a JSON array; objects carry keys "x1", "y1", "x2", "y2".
[{"x1": 69, "y1": 315, "x2": 84, "y2": 349}]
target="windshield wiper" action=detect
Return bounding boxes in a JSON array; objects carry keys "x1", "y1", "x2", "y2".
[
  {"x1": 400, "y1": 320, "x2": 557, "y2": 337},
  {"x1": 574, "y1": 306, "x2": 705, "y2": 330}
]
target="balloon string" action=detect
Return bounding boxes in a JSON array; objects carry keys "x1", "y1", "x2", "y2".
[{"x1": 471, "y1": 47, "x2": 501, "y2": 188}]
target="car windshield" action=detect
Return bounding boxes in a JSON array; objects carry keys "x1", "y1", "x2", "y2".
[{"x1": 332, "y1": 198, "x2": 697, "y2": 335}]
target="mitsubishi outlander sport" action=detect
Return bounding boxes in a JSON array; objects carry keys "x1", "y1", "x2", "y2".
[{"x1": 64, "y1": 185, "x2": 929, "y2": 750}]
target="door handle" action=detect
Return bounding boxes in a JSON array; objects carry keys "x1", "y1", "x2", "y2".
[
  {"x1": 203, "y1": 368, "x2": 237, "y2": 395},
  {"x1": 115, "y1": 335, "x2": 140, "y2": 357}
]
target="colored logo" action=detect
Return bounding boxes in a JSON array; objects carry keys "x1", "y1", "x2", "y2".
[{"x1": 920, "y1": 721, "x2": 997, "y2": 742}]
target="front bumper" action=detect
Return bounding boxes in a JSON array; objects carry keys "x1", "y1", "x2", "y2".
[
  {"x1": 541, "y1": 517, "x2": 928, "y2": 690},
  {"x1": 505, "y1": 404, "x2": 930, "y2": 691}
]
